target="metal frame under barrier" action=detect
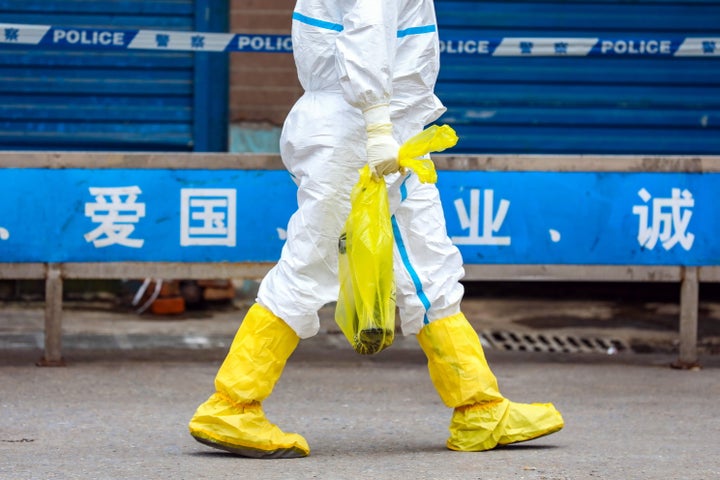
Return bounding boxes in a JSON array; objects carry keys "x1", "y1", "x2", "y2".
[{"x1": 1, "y1": 152, "x2": 719, "y2": 367}]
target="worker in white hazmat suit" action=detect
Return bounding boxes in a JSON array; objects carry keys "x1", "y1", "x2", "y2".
[{"x1": 189, "y1": 0, "x2": 564, "y2": 458}]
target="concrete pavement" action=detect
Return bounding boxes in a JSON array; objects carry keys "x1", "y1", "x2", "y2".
[
  {"x1": 1, "y1": 345, "x2": 719, "y2": 480},
  {"x1": 1, "y1": 297, "x2": 719, "y2": 479}
]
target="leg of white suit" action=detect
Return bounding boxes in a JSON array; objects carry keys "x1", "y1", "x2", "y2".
[
  {"x1": 257, "y1": 92, "x2": 365, "y2": 338},
  {"x1": 387, "y1": 171, "x2": 465, "y2": 336}
]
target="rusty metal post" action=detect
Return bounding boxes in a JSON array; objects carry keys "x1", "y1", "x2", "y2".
[
  {"x1": 38, "y1": 263, "x2": 65, "y2": 366},
  {"x1": 674, "y1": 266, "x2": 700, "y2": 369}
]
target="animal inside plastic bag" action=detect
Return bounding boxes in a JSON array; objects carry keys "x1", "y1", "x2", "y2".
[{"x1": 335, "y1": 124, "x2": 458, "y2": 355}]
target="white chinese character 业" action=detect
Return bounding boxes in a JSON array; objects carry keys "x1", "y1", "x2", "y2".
[
  {"x1": 84, "y1": 186, "x2": 145, "y2": 248},
  {"x1": 632, "y1": 187, "x2": 695, "y2": 251},
  {"x1": 451, "y1": 188, "x2": 511, "y2": 246},
  {"x1": 180, "y1": 188, "x2": 236, "y2": 246}
]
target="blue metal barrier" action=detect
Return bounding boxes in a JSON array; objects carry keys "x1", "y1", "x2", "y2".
[
  {"x1": 1, "y1": 152, "x2": 718, "y2": 366},
  {"x1": 1, "y1": 167, "x2": 718, "y2": 266}
]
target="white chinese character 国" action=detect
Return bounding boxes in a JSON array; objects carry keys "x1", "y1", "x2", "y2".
[
  {"x1": 451, "y1": 188, "x2": 511, "y2": 246},
  {"x1": 84, "y1": 186, "x2": 145, "y2": 248},
  {"x1": 632, "y1": 187, "x2": 695, "y2": 251},
  {"x1": 180, "y1": 189, "x2": 236, "y2": 246}
]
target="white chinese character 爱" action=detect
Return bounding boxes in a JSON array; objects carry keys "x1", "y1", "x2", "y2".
[
  {"x1": 632, "y1": 187, "x2": 695, "y2": 251},
  {"x1": 84, "y1": 186, "x2": 146, "y2": 248},
  {"x1": 451, "y1": 188, "x2": 511, "y2": 246},
  {"x1": 180, "y1": 188, "x2": 236, "y2": 246}
]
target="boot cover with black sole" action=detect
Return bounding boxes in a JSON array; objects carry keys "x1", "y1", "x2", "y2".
[
  {"x1": 188, "y1": 303, "x2": 310, "y2": 458},
  {"x1": 417, "y1": 312, "x2": 564, "y2": 452},
  {"x1": 189, "y1": 394, "x2": 309, "y2": 458},
  {"x1": 447, "y1": 398, "x2": 564, "y2": 451}
]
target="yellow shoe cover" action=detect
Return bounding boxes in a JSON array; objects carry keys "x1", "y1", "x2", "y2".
[
  {"x1": 188, "y1": 303, "x2": 310, "y2": 458},
  {"x1": 189, "y1": 393, "x2": 309, "y2": 458},
  {"x1": 418, "y1": 313, "x2": 564, "y2": 452},
  {"x1": 447, "y1": 399, "x2": 564, "y2": 451}
]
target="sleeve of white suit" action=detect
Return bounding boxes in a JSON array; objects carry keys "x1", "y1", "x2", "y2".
[
  {"x1": 335, "y1": 1, "x2": 399, "y2": 112},
  {"x1": 335, "y1": 1, "x2": 401, "y2": 178}
]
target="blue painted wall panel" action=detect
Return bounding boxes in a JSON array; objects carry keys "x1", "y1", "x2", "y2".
[
  {"x1": 0, "y1": 169, "x2": 717, "y2": 265},
  {"x1": 434, "y1": 1, "x2": 720, "y2": 154},
  {"x1": 0, "y1": 0, "x2": 227, "y2": 152}
]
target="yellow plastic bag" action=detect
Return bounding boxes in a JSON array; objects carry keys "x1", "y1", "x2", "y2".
[
  {"x1": 335, "y1": 164, "x2": 395, "y2": 355},
  {"x1": 335, "y1": 124, "x2": 459, "y2": 355}
]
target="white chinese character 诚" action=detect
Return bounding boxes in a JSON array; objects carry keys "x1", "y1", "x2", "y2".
[
  {"x1": 84, "y1": 186, "x2": 146, "y2": 248},
  {"x1": 451, "y1": 188, "x2": 511, "y2": 246},
  {"x1": 632, "y1": 187, "x2": 695, "y2": 251},
  {"x1": 180, "y1": 188, "x2": 236, "y2": 246}
]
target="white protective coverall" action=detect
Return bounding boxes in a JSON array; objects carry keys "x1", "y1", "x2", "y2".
[
  {"x1": 188, "y1": 0, "x2": 563, "y2": 459},
  {"x1": 258, "y1": 0, "x2": 464, "y2": 339}
]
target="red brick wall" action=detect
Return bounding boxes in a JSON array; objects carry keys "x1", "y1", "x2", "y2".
[{"x1": 229, "y1": 0, "x2": 301, "y2": 126}]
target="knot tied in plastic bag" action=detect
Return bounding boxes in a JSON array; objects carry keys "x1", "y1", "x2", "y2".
[{"x1": 398, "y1": 124, "x2": 459, "y2": 184}]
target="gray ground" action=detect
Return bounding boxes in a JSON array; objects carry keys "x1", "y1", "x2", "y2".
[{"x1": 1, "y1": 294, "x2": 719, "y2": 479}]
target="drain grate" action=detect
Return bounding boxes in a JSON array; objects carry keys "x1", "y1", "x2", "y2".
[{"x1": 480, "y1": 329, "x2": 630, "y2": 354}]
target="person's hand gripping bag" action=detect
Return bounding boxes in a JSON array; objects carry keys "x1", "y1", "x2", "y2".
[{"x1": 335, "y1": 125, "x2": 459, "y2": 355}]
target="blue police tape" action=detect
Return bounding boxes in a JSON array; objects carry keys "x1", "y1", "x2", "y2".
[{"x1": 1, "y1": 23, "x2": 719, "y2": 57}]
